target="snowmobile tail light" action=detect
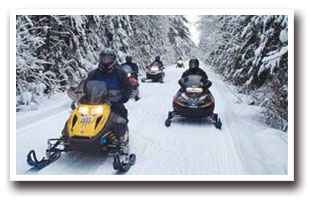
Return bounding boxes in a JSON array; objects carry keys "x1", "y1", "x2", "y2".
[
  {"x1": 91, "y1": 106, "x2": 104, "y2": 115},
  {"x1": 78, "y1": 107, "x2": 89, "y2": 114},
  {"x1": 186, "y1": 87, "x2": 203, "y2": 93}
]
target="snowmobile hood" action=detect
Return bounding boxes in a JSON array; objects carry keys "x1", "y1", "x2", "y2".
[{"x1": 67, "y1": 103, "x2": 111, "y2": 139}]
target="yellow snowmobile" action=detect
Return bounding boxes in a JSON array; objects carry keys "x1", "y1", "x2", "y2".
[{"x1": 27, "y1": 81, "x2": 136, "y2": 172}]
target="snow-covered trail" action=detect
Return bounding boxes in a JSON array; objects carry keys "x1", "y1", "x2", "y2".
[{"x1": 16, "y1": 65, "x2": 288, "y2": 175}]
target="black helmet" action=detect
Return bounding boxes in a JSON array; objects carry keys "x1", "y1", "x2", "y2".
[
  {"x1": 155, "y1": 56, "x2": 160, "y2": 61},
  {"x1": 189, "y1": 58, "x2": 199, "y2": 69},
  {"x1": 125, "y1": 56, "x2": 132, "y2": 63},
  {"x1": 99, "y1": 48, "x2": 116, "y2": 72}
]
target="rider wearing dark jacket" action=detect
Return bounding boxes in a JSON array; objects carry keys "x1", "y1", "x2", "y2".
[
  {"x1": 181, "y1": 58, "x2": 208, "y2": 80},
  {"x1": 150, "y1": 56, "x2": 164, "y2": 68},
  {"x1": 121, "y1": 56, "x2": 139, "y2": 79},
  {"x1": 180, "y1": 58, "x2": 211, "y2": 90},
  {"x1": 85, "y1": 48, "x2": 133, "y2": 121}
]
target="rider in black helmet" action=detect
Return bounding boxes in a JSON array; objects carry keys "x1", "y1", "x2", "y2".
[
  {"x1": 121, "y1": 56, "x2": 139, "y2": 79},
  {"x1": 85, "y1": 48, "x2": 133, "y2": 121},
  {"x1": 180, "y1": 58, "x2": 211, "y2": 89},
  {"x1": 83, "y1": 48, "x2": 133, "y2": 161},
  {"x1": 120, "y1": 56, "x2": 141, "y2": 100},
  {"x1": 150, "y1": 56, "x2": 164, "y2": 68},
  {"x1": 181, "y1": 58, "x2": 208, "y2": 79}
]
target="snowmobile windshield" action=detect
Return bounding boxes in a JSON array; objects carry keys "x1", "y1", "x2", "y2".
[
  {"x1": 67, "y1": 80, "x2": 86, "y2": 101},
  {"x1": 80, "y1": 80, "x2": 109, "y2": 104},
  {"x1": 179, "y1": 75, "x2": 204, "y2": 88},
  {"x1": 121, "y1": 64, "x2": 134, "y2": 73}
]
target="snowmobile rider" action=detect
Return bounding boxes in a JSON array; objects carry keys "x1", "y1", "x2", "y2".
[
  {"x1": 84, "y1": 48, "x2": 133, "y2": 138},
  {"x1": 149, "y1": 56, "x2": 164, "y2": 69},
  {"x1": 177, "y1": 57, "x2": 184, "y2": 67},
  {"x1": 181, "y1": 58, "x2": 208, "y2": 79},
  {"x1": 121, "y1": 56, "x2": 139, "y2": 79},
  {"x1": 180, "y1": 58, "x2": 211, "y2": 89}
]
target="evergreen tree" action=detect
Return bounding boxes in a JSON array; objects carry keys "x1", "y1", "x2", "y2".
[
  {"x1": 198, "y1": 15, "x2": 288, "y2": 130},
  {"x1": 16, "y1": 15, "x2": 194, "y2": 111}
]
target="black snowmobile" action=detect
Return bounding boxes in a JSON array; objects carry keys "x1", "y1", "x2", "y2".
[
  {"x1": 27, "y1": 81, "x2": 136, "y2": 172},
  {"x1": 165, "y1": 75, "x2": 222, "y2": 129},
  {"x1": 141, "y1": 62, "x2": 165, "y2": 83}
]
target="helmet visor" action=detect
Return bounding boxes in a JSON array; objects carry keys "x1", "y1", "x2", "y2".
[
  {"x1": 189, "y1": 62, "x2": 198, "y2": 68},
  {"x1": 101, "y1": 55, "x2": 115, "y2": 64}
]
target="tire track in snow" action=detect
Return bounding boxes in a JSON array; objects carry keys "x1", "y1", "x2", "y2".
[{"x1": 206, "y1": 65, "x2": 287, "y2": 174}]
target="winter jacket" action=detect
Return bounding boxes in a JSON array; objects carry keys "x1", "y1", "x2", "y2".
[{"x1": 85, "y1": 64, "x2": 133, "y2": 104}]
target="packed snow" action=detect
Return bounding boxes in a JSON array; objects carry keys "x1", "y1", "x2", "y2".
[{"x1": 16, "y1": 63, "x2": 288, "y2": 175}]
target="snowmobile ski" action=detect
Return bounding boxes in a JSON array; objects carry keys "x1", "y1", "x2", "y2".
[
  {"x1": 113, "y1": 153, "x2": 136, "y2": 173},
  {"x1": 26, "y1": 138, "x2": 66, "y2": 171},
  {"x1": 165, "y1": 75, "x2": 222, "y2": 130}
]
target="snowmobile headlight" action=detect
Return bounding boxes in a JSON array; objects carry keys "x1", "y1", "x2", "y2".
[
  {"x1": 78, "y1": 107, "x2": 89, "y2": 114},
  {"x1": 186, "y1": 87, "x2": 203, "y2": 93},
  {"x1": 177, "y1": 60, "x2": 183, "y2": 65},
  {"x1": 91, "y1": 106, "x2": 104, "y2": 115},
  {"x1": 151, "y1": 66, "x2": 159, "y2": 72},
  {"x1": 128, "y1": 73, "x2": 131, "y2": 77}
]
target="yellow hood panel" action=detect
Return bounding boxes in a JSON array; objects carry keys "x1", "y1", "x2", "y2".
[{"x1": 67, "y1": 104, "x2": 111, "y2": 138}]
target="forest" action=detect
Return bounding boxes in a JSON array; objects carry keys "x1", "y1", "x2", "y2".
[
  {"x1": 199, "y1": 15, "x2": 288, "y2": 130},
  {"x1": 16, "y1": 15, "x2": 288, "y2": 130}
]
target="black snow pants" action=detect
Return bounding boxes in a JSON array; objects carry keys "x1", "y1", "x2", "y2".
[{"x1": 110, "y1": 103, "x2": 128, "y2": 140}]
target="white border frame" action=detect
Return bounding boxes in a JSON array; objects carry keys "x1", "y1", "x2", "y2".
[{"x1": 10, "y1": 8, "x2": 294, "y2": 181}]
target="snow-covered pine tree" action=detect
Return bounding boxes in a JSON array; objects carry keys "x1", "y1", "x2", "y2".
[
  {"x1": 16, "y1": 15, "x2": 194, "y2": 111},
  {"x1": 166, "y1": 16, "x2": 195, "y2": 62},
  {"x1": 198, "y1": 15, "x2": 288, "y2": 130}
]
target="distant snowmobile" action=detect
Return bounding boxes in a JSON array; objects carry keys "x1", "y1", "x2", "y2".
[
  {"x1": 27, "y1": 81, "x2": 136, "y2": 172},
  {"x1": 142, "y1": 62, "x2": 165, "y2": 83},
  {"x1": 121, "y1": 64, "x2": 140, "y2": 101},
  {"x1": 165, "y1": 75, "x2": 222, "y2": 129},
  {"x1": 176, "y1": 59, "x2": 184, "y2": 68}
]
